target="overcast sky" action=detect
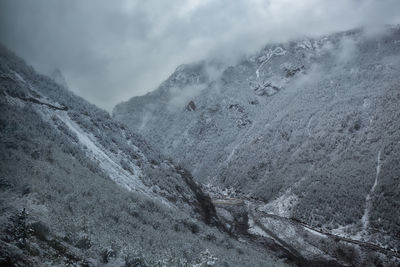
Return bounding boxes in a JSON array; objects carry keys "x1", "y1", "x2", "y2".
[{"x1": 1, "y1": 0, "x2": 400, "y2": 111}]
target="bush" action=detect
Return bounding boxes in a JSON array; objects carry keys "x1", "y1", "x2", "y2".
[{"x1": 124, "y1": 253, "x2": 148, "y2": 267}]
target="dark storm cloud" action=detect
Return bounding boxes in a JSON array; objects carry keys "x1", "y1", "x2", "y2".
[{"x1": 1, "y1": 0, "x2": 399, "y2": 111}]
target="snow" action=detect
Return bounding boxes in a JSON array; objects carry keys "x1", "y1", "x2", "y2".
[
  {"x1": 331, "y1": 224, "x2": 363, "y2": 240},
  {"x1": 12, "y1": 70, "x2": 40, "y2": 95},
  {"x1": 296, "y1": 40, "x2": 313, "y2": 50},
  {"x1": 257, "y1": 176, "x2": 309, "y2": 218},
  {"x1": 255, "y1": 69, "x2": 260, "y2": 79},
  {"x1": 121, "y1": 129, "x2": 147, "y2": 162},
  {"x1": 12, "y1": 70, "x2": 26, "y2": 84},
  {"x1": 258, "y1": 217, "x2": 333, "y2": 260},
  {"x1": 11, "y1": 69, "x2": 65, "y2": 109},
  {"x1": 41, "y1": 111, "x2": 175, "y2": 208},
  {"x1": 56, "y1": 113, "x2": 145, "y2": 191},
  {"x1": 304, "y1": 227, "x2": 327, "y2": 238},
  {"x1": 224, "y1": 124, "x2": 255, "y2": 165},
  {"x1": 248, "y1": 217, "x2": 270, "y2": 238},
  {"x1": 215, "y1": 207, "x2": 234, "y2": 222},
  {"x1": 258, "y1": 191, "x2": 299, "y2": 217},
  {"x1": 361, "y1": 150, "x2": 382, "y2": 232},
  {"x1": 306, "y1": 115, "x2": 314, "y2": 137},
  {"x1": 225, "y1": 146, "x2": 237, "y2": 163},
  {"x1": 248, "y1": 225, "x2": 270, "y2": 237},
  {"x1": 256, "y1": 47, "x2": 287, "y2": 79},
  {"x1": 363, "y1": 98, "x2": 371, "y2": 108},
  {"x1": 10, "y1": 70, "x2": 149, "y2": 194},
  {"x1": 3, "y1": 91, "x2": 25, "y2": 107}
]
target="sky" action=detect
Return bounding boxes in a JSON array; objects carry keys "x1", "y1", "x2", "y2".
[{"x1": 1, "y1": 0, "x2": 400, "y2": 112}]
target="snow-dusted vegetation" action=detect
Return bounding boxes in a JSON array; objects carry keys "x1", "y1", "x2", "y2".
[
  {"x1": 114, "y1": 27, "x2": 400, "y2": 253},
  {"x1": 2, "y1": 0, "x2": 400, "y2": 264},
  {"x1": 0, "y1": 45, "x2": 287, "y2": 266},
  {"x1": 2, "y1": 25, "x2": 400, "y2": 266}
]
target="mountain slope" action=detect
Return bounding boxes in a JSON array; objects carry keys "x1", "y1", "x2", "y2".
[
  {"x1": 0, "y1": 45, "x2": 288, "y2": 266},
  {"x1": 113, "y1": 26, "x2": 400, "y2": 251}
]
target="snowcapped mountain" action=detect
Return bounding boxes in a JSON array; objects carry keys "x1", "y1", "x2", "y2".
[
  {"x1": 2, "y1": 25, "x2": 400, "y2": 266},
  {"x1": 0, "y1": 45, "x2": 288, "y2": 266},
  {"x1": 113, "y1": 26, "x2": 400, "y2": 255}
]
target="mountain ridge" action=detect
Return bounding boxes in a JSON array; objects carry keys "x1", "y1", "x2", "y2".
[
  {"x1": 113, "y1": 26, "x2": 400, "y2": 252},
  {"x1": 0, "y1": 43, "x2": 288, "y2": 266}
]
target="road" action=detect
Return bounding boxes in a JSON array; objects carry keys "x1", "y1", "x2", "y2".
[{"x1": 212, "y1": 196, "x2": 400, "y2": 264}]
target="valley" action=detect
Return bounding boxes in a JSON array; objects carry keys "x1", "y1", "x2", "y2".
[
  {"x1": 0, "y1": 45, "x2": 288, "y2": 266},
  {"x1": 113, "y1": 26, "x2": 400, "y2": 265},
  {"x1": 208, "y1": 186, "x2": 400, "y2": 266},
  {"x1": 1, "y1": 25, "x2": 400, "y2": 266}
]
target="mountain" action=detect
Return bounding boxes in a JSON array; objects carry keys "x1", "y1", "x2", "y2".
[
  {"x1": 0, "y1": 45, "x2": 288, "y2": 266},
  {"x1": 113, "y1": 26, "x2": 400, "y2": 256}
]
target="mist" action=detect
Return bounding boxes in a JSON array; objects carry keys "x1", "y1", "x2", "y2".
[{"x1": 1, "y1": 0, "x2": 399, "y2": 111}]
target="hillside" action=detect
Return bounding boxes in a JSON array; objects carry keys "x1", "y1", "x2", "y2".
[
  {"x1": 113, "y1": 26, "x2": 400, "y2": 253},
  {"x1": 0, "y1": 45, "x2": 288, "y2": 266}
]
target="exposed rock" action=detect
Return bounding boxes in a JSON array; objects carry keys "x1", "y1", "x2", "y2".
[{"x1": 186, "y1": 100, "x2": 196, "y2": 111}]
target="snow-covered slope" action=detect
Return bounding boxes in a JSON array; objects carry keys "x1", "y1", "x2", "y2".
[
  {"x1": 114, "y1": 26, "x2": 400, "y2": 250},
  {"x1": 0, "y1": 45, "x2": 287, "y2": 266}
]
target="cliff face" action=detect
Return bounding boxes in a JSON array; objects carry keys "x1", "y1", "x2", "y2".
[{"x1": 114, "y1": 27, "x2": 400, "y2": 249}]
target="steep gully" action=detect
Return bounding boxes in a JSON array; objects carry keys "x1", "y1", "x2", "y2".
[{"x1": 361, "y1": 150, "x2": 382, "y2": 232}]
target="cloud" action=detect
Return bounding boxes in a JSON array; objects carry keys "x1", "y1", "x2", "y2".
[
  {"x1": 0, "y1": 0, "x2": 399, "y2": 111},
  {"x1": 167, "y1": 84, "x2": 205, "y2": 111},
  {"x1": 337, "y1": 37, "x2": 358, "y2": 64}
]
